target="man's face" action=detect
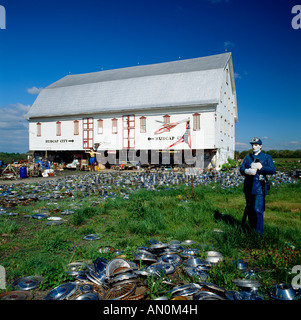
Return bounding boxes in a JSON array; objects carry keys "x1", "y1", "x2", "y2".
[{"x1": 252, "y1": 143, "x2": 261, "y2": 153}]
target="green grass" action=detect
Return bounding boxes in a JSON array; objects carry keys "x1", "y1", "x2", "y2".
[
  {"x1": 273, "y1": 158, "x2": 301, "y2": 172},
  {"x1": 0, "y1": 180, "x2": 300, "y2": 298}
]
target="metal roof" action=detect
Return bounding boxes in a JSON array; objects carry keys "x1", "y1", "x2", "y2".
[{"x1": 26, "y1": 52, "x2": 236, "y2": 119}]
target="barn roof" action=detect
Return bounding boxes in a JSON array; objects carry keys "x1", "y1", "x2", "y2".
[{"x1": 26, "y1": 52, "x2": 237, "y2": 119}]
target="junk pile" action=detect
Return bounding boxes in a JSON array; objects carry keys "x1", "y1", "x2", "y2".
[
  {"x1": 0, "y1": 161, "x2": 55, "y2": 180},
  {"x1": 0, "y1": 170, "x2": 297, "y2": 208},
  {"x1": 2, "y1": 239, "x2": 301, "y2": 301}
]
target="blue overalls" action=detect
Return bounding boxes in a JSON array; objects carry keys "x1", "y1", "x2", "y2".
[{"x1": 240, "y1": 152, "x2": 276, "y2": 235}]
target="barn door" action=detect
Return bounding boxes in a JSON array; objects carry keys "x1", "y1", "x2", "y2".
[
  {"x1": 122, "y1": 115, "x2": 135, "y2": 149},
  {"x1": 83, "y1": 117, "x2": 94, "y2": 149}
]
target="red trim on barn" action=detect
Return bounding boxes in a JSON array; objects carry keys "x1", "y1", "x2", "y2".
[
  {"x1": 83, "y1": 117, "x2": 94, "y2": 149},
  {"x1": 122, "y1": 115, "x2": 135, "y2": 149}
]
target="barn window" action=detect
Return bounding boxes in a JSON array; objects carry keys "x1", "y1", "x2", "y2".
[
  {"x1": 74, "y1": 120, "x2": 79, "y2": 135},
  {"x1": 226, "y1": 68, "x2": 229, "y2": 85},
  {"x1": 37, "y1": 122, "x2": 41, "y2": 137},
  {"x1": 220, "y1": 116, "x2": 223, "y2": 133},
  {"x1": 112, "y1": 118, "x2": 118, "y2": 134},
  {"x1": 224, "y1": 119, "x2": 227, "y2": 135},
  {"x1": 56, "y1": 121, "x2": 61, "y2": 136},
  {"x1": 97, "y1": 119, "x2": 103, "y2": 134},
  {"x1": 140, "y1": 116, "x2": 146, "y2": 133},
  {"x1": 193, "y1": 113, "x2": 200, "y2": 131},
  {"x1": 163, "y1": 114, "x2": 170, "y2": 124}
]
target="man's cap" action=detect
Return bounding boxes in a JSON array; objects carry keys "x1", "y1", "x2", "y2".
[{"x1": 250, "y1": 137, "x2": 262, "y2": 145}]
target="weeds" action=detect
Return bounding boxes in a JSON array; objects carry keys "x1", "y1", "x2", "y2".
[
  {"x1": 41, "y1": 237, "x2": 71, "y2": 254},
  {"x1": 71, "y1": 206, "x2": 99, "y2": 226},
  {"x1": 208, "y1": 259, "x2": 242, "y2": 290},
  {"x1": 40, "y1": 263, "x2": 74, "y2": 290},
  {"x1": 249, "y1": 246, "x2": 301, "y2": 270},
  {"x1": 145, "y1": 275, "x2": 172, "y2": 300},
  {"x1": 0, "y1": 217, "x2": 19, "y2": 234}
]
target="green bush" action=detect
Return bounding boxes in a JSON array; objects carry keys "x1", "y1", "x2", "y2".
[{"x1": 222, "y1": 158, "x2": 237, "y2": 170}]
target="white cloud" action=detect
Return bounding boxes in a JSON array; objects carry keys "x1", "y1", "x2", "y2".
[
  {"x1": 224, "y1": 40, "x2": 235, "y2": 51},
  {"x1": 0, "y1": 122, "x2": 10, "y2": 129},
  {"x1": 235, "y1": 142, "x2": 249, "y2": 148},
  {"x1": 261, "y1": 136, "x2": 268, "y2": 140},
  {"x1": 0, "y1": 103, "x2": 30, "y2": 124},
  {"x1": 277, "y1": 141, "x2": 301, "y2": 150},
  {"x1": 0, "y1": 103, "x2": 31, "y2": 152},
  {"x1": 27, "y1": 86, "x2": 43, "y2": 95},
  {"x1": 234, "y1": 72, "x2": 242, "y2": 79}
]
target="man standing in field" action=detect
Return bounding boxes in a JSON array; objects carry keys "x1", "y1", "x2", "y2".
[{"x1": 240, "y1": 137, "x2": 276, "y2": 236}]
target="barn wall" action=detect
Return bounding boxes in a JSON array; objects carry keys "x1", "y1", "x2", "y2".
[
  {"x1": 29, "y1": 105, "x2": 217, "y2": 152},
  {"x1": 215, "y1": 62, "x2": 237, "y2": 168}
]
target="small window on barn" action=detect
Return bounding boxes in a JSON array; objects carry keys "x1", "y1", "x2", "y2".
[
  {"x1": 56, "y1": 121, "x2": 61, "y2": 136},
  {"x1": 140, "y1": 116, "x2": 146, "y2": 133},
  {"x1": 220, "y1": 116, "x2": 223, "y2": 133},
  {"x1": 97, "y1": 119, "x2": 103, "y2": 134},
  {"x1": 226, "y1": 68, "x2": 229, "y2": 85},
  {"x1": 74, "y1": 120, "x2": 79, "y2": 135},
  {"x1": 37, "y1": 122, "x2": 41, "y2": 137},
  {"x1": 112, "y1": 118, "x2": 118, "y2": 134},
  {"x1": 193, "y1": 113, "x2": 200, "y2": 131},
  {"x1": 163, "y1": 114, "x2": 170, "y2": 124}
]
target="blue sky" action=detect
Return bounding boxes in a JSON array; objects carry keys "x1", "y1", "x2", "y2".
[{"x1": 0, "y1": 0, "x2": 300, "y2": 153}]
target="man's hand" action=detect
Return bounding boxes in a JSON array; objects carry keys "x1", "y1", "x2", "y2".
[
  {"x1": 244, "y1": 168, "x2": 257, "y2": 175},
  {"x1": 251, "y1": 162, "x2": 263, "y2": 170}
]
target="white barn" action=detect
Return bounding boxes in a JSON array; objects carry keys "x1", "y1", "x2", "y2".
[{"x1": 26, "y1": 52, "x2": 238, "y2": 169}]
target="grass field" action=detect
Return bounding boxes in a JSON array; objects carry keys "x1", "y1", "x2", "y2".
[
  {"x1": 273, "y1": 158, "x2": 301, "y2": 172},
  {"x1": 0, "y1": 177, "x2": 300, "y2": 299}
]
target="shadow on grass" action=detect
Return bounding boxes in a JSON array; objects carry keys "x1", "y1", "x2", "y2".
[
  {"x1": 214, "y1": 210, "x2": 245, "y2": 229},
  {"x1": 212, "y1": 209, "x2": 291, "y2": 251}
]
